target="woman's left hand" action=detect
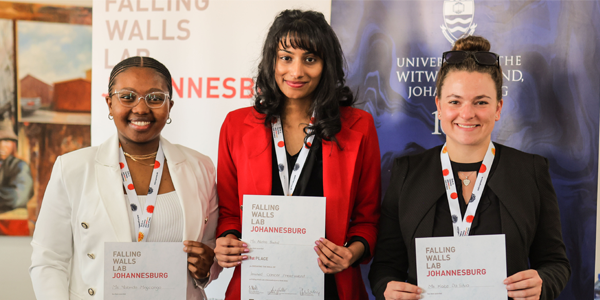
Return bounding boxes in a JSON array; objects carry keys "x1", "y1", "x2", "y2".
[
  {"x1": 183, "y1": 240, "x2": 215, "y2": 279},
  {"x1": 314, "y1": 238, "x2": 363, "y2": 274},
  {"x1": 504, "y1": 269, "x2": 543, "y2": 300}
]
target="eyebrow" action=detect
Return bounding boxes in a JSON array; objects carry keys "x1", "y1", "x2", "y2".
[
  {"x1": 115, "y1": 87, "x2": 167, "y2": 93},
  {"x1": 446, "y1": 94, "x2": 492, "y2": 100}
]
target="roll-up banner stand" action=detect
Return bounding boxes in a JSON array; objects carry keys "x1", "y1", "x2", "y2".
[
  {"x1": 91, "y1": 1, "x2": 331, "y2": 298},
  {"x1": 330, "y1": 1, "x2": 599, "y2": 299}
]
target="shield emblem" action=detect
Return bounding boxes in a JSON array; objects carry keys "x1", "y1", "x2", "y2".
[{"x1": 441, "y1": 0, "x2": 477, "y2": 44}]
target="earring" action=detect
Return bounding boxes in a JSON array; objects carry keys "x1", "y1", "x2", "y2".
[
  {"x1": 166, "y1": 117, "x2": 172, "y2": 124},
  {"x1": 108, "y1": 113, "x2": 113, "y2": 120}
]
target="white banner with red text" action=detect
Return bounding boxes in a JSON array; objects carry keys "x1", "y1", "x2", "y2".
[{"x1": 91, "y1": 1, "x2": 332, "y2": 298}]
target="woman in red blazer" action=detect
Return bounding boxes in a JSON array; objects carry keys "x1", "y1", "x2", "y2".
[{"x1": 214, "y1": 10, "x2": 381, "y2": 300}]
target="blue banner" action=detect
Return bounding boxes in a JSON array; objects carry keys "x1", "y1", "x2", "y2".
[{"x1": 331, "y1": 1, "x2": 599, "y2": 299}]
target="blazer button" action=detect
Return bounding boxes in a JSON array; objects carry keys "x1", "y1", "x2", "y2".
[
  {"x1": 81, "y1": 222, "x2": 89, "y2": 229},
  {"x1": 204, "y1": 217, "x2": 208, "y2": 224},
  {"x1": 87, "y1": 253, "x2": 95, "y2": 259},
  {"x1": 88, "y1": 288, "x2": 95, "y2": 296}
]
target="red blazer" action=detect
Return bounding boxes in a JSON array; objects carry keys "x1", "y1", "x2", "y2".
[{"x1": 217, "y1": 106, "x2": 381, "y2": 299}]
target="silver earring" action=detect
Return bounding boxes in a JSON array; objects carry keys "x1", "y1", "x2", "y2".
[
  {"x1": 108, "y1": 113, "x2": 113, "y2": 120},
  {"x1": 166, "y1": 117, "x2": 172, "y2": 124}
]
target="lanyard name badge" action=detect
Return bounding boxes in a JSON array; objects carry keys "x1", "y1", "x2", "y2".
[
  {"x1": 272, "y1": 114, "x2": 316, "y2": 196},
  {"x1": 440, "y1": 141, "x2": 495, "y2": 237},
  {"x1": 119, "y1": 142, "x2": 165, "y2": 242}
]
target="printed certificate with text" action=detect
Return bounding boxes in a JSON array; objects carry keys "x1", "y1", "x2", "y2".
[
  {"x1": 241, "y1": 195, "x2": 326, "y2": 299},
  {"x1": 104, "y1": 242, "x2": 187, "y2": 300},
  {"x1": 416, "y1": 234, "x2": 507, "y2": 300}
]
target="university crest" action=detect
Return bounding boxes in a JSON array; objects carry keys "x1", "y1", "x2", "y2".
[{"x1": 441, "y1": 0, "x2": 477, "y2": 45}]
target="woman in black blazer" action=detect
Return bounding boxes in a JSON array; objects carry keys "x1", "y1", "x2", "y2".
[{"x1": 369, "y1": 36, "x2": 570, "y2": 300}]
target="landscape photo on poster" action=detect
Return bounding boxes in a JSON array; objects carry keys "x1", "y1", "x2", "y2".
[{"x1": 0, "y1": 3, "x2": 92, "y2": 236}]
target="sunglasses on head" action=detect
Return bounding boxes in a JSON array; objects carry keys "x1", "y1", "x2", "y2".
[{"x1": 442, "y1": 51, "x2": 500, "y2": 66}]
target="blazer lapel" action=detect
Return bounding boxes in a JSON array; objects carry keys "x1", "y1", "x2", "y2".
[
  {"x1": 487, "y1": 149, "x2": 534, "y2": 245},
  {"x1": 161, "y1": 137, "x2": 203, "y2": 241},
  {"x1": 399, "y1": 147, "x2": 446, "y2": 240},
  {"x1": 95, "y1": 135, "x2": 132, "y2": 242},
  {"x1": 322, "y1": 111, "x2": 362, "y2": 242},
  {"x1": 242, "y1": 111, "x2": 272, "y2": 195}
]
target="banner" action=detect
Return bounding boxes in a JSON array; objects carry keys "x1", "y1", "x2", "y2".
[
  {"x1": 91, "y1": 1, "x2": 332, "y2": 298},
  {"x1": 331, "y1": 1, "x2": 599, "y2": 299}
]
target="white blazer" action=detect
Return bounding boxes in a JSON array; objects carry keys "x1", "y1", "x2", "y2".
[{"x1": 30, "y1": 135, "x2": 221, "y2": 299}]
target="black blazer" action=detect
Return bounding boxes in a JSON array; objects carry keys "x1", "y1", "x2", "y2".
[{"x1": 369, "y1": 143, "x2": 570, "y2": 300}]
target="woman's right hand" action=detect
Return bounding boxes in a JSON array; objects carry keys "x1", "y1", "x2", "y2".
[
  {"x1": 214, "y1": 234, "x2": 249, "y2": 268},
  {"x1": 384, "y1": 281, "x2": 423, "y2": 300}
]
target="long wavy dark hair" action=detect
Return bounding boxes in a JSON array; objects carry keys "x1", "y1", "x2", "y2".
[{"x1": 253, "y1": 9, "x2": 355, "y2": 145}]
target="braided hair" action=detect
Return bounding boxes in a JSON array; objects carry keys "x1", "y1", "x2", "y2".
[{"x1": 108, "y1": 56, "x2": 173, "y2": 97}]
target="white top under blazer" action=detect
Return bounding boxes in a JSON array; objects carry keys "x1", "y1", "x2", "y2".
[
  {"x1": 126, "y1": 192, "x2": 183, "y2": 242},
  {"x1": 30, "y1": 135, "x2": 221, "y2": 300}
]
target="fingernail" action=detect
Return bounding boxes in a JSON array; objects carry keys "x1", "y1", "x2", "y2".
[
  {"x1": 237, "y1": 261, "x2": 241, "y2": 265},
  {"x1": 243, "y1": 248, "x2": 249, "y2": 253},
  {"x1": 417, "y1": 288, "x2": 422, "y2": 293},
  {"x1": 315, "y1": 240, "x2": 320, "y2": 245},
  {"x1": 242, "y1": 243, "x2": 247, "y2": 247},
  {"x1": 314, "y1": 246, "x2": 318, "y2": 252},
  {"x1": 242, "y1": 255, "x2": 248, "y2": 260},
  {"x1": 319, "y1": 238, "x2": 324, "y2": 242},
  {"x1": 503, "y1": 279, "x2": 508, "y2": 284},
  {"x1": 183, "y1": 247, "x2": 188, "y2": 252}
]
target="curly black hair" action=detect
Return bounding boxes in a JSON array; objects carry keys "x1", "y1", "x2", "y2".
[{"x1": 253, "y1": 9, "x2": 354, "y2": 145}]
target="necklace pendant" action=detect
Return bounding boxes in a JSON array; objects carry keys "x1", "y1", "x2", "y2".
[{"x1": 463, "y1": 178, "x2": 471, "y2": 186}]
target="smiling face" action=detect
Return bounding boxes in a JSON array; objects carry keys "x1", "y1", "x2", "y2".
[
  {"x1": 274, "y1": 44, "x2": 323, "y2": 103},
  {"x1": 106, "y1": 67, "x2": 173, "y2": 147},
  {"x1": 436, "y1": 70, "x2": 503, "y2": 150}
]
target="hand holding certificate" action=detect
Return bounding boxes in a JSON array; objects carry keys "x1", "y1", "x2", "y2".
[
  {"x1": 183, "y1": 240, "x2": 214, "y2": 280},
  {"x1": 241, "y1": 195, "x2": 325, "y2": 299},
  {"x1": 314, "y1": 238, "x2": 360, "y2": 274},
  {"x1": 504, "y1": 269, "x2": 543, "y2": 299}
]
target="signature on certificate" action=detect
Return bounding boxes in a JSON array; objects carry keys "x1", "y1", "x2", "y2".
[
  {"x1": 299, "y1": 288, "x2": 321, "y2": 296},
  {"x1": 268, "y1": 287, "x2": 288, "y2": 295}
]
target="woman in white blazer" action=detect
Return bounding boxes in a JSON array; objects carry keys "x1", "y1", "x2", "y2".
[{"x1": 30, "y1": 56, "x2": 220, "y2": 299}]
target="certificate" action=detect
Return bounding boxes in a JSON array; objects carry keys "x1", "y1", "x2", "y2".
[
  {"x1": 241, "y1": 195, "x2": 326, "y2": 299},
  {"x1": 104, "y1": 242, "x2": 187, "y2": 300},
  {"x1": 416, "y1": 234, "x2": 507, "y2": 300}
]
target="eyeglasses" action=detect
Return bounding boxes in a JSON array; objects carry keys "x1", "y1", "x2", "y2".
[
  {"x1": 110, "y1": 90, "x2": 170, "y2": 109},
  {"x1": 442, "y1": 51, "x2": 500, "y2": 66}
]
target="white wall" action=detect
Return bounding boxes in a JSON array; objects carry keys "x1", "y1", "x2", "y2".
[{"x1": 0, "y1": 237, "x2": 35, "y2": 300}]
